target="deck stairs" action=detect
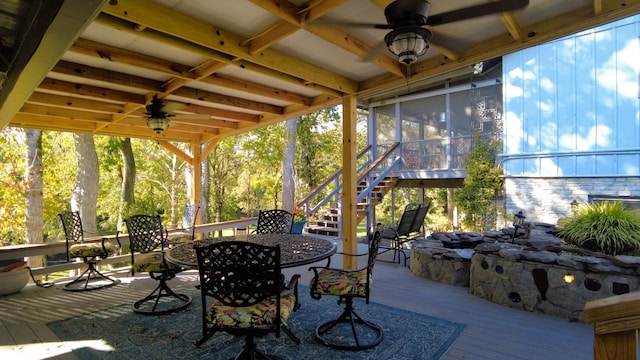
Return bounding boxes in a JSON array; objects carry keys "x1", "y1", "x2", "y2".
[
  {"x1": 298, "y1": 143, "x2": 403, "y2": 237},
  {"x1": 305, "y1": 175, "x2": 398, "y2": 236}
]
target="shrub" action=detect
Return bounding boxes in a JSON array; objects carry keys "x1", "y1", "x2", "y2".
[{"x1": 557, "y1": 201, "x2": 640, "y2": 255}]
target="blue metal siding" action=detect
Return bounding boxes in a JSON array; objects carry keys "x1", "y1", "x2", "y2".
[{"x1": 503, "y1": 15, "x2": 640, "y2": 177}]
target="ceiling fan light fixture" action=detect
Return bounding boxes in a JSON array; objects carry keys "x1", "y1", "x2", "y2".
[
  {"x1": 385, "y1": 27, "x2": 432, "y2": 65},
  {"x1": 147, "y1": 116, "x2": 170, "y2": 134}
]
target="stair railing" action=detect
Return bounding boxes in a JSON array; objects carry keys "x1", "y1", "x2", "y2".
[
  {"x1": 296, "y1": 145, "x2": 373, "y2": 218},
  {"x1": 297, "y1": 143, "x2": 402, "y2": 236}
]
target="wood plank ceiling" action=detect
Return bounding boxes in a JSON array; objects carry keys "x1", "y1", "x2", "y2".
[{"x1": 1, "y1": 0, "x2": 639, "y2": 145}]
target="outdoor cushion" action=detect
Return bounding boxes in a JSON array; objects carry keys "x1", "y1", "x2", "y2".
[
  {"x1": 311, "y1": 268, "x2": 370, "y2": 297},
  {"x1": 132, "y1": 252, "x2": 179, "y2": 273},
  {"x1": 69, "y1": 242, "x2": 118, "y2": 258},
  {"x1": 206, "y1": 291, "x2": 296, "y2": 329}
]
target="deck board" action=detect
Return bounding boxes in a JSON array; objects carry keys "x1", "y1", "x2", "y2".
[{"x1": 0, "y1": 238, "x2": 598, "y2": 359}]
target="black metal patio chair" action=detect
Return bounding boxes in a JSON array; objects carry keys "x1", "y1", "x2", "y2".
[
  {"x1": 308, "y1": 225, "x2": 384, "y2": 350},
  {"x1": 194, "y1": 241, "x2": 300, "y2": 358},
  {"x1": 123, "y1": 214, "x2": 192, "y2": 315},
  {"x1": 254, "y1": 209, "x2": 293, "y2": 234},
  {"x1": 169, "y1": 203, "x2": 200, "y2": 243},
  {"x1": 379, "y1": 202, "x2": 430, "y2": 266},
  {"x1": 58, "y1": 210, "x2": 120, "y2": 291}
]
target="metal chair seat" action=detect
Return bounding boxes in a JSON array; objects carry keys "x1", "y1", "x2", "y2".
[
  {"x1": 59, "y1": 210, "x2": 120, "y2": 291},
  {"x1": 309, "y1": 226, "x2": 384, "y2": 350},
  {"x1": 124, "y1": 214, "x2": 192, "y2": 315}
]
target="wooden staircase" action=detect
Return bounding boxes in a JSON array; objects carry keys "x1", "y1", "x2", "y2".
[{"x1": 306, "y1": 175, "x2": 398, "y2": 237}]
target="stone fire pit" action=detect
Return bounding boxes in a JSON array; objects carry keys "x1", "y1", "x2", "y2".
[{"x1": 409, "y1": 224, "x2": 640, "y2": 321}]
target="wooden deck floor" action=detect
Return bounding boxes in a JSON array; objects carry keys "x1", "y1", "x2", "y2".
[{"x1": 0, "y1": 238, "x2": 595, "y2": 360}]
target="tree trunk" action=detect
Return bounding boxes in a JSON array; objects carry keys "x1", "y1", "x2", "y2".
[
  {"x1": 25, "y1": 129, "x2": 43, "y2": 269},
  {"x1": 72, "y1": 134, "x2": 99, "y2": 236},
  {"x1": 282, "y1": 118, "x2": 297, "y2": 212},
  {"x1": 210, "y1": 146, "x2": 225, "y2": 236},
  {"x1": 118, "y1": 138, "x2": 135, "y2": 229},
  {"x1": 200, "y1": 147, "x2": 209, "y2": 224}
]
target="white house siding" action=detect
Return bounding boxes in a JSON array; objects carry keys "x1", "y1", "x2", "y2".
[{"x1": 502, "y1": 15, "x2": 640, "y2": 224}]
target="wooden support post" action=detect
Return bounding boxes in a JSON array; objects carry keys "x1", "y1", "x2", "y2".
[
  {"x1": 584, "y1": 291, "x2": 640, "y2": 360},
  {"x1": 342, "y1": 95, "x2": 358, "y2": 270}
]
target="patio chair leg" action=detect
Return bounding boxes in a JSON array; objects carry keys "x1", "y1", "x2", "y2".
[
  {"x1": 132, "y1": 274, "x2": 191, "y2": 315},
  {"x1": 314, "y1": 297, "x2": 383, "y2": 350},
  {"x1": 63, "y1": 262, "x2": 120, "y2": 292}
]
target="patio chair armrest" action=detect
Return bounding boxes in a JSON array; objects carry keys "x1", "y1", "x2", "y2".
[{"x1": 284, "y1": 273, "x2": 301, "y2": 311}]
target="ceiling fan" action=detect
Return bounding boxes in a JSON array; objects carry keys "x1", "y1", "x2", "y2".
[
  {"x1": 316, "y1": 0, "x2": 529, "y2": 65},
  {"x1": 145, "y1": 95, "x2": 210, "y2": 134}
]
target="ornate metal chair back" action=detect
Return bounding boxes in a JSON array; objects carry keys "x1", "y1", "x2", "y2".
[
  {"x1": 181, "y1": 204, "x2": 200, "y2": 240},
  {"x1": 59, "y1": 210, "x2": 83, "y2": 243},
  {"x1": 125, "y1": 214, "x2": 167, "y2": 254},
  {"x1": 367, "y1": 226, "x2": 384, "y2": 276},
  {"x1": 255, "y1": 209, "x2": 293, "y2": 234},
  {"x1": 196, "y1": 241, "x2": 281, "y2": 308}
]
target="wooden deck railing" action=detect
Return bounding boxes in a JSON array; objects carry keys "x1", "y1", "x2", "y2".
[
  {"x1": 0, "y1": 218, "x2": 257, "y2": 277},
  {"x1": 584, "y1": 291, "x2": 640, "y2": 360}
]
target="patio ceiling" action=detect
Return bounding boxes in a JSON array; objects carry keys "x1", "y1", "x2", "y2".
[{"x1": 1, "y1": 0, "x2": 639, "y2": 145}]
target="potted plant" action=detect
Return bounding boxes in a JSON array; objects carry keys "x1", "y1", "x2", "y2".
[{"x1": 291, "y1": 205, "x2": 311, "y2": 234}]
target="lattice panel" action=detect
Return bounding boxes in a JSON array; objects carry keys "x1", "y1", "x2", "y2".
[
  {"x1": 195, "y1": 241, "x2": 280, "y2": 307},
  {"x1": 125, "y1": 215, "x2": 166, "y2": 253},
  {"x1": 59, "y1": 211, "x2": 83, "y2": 242}
]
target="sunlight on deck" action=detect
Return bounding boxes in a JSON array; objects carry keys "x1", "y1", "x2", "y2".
[{"x1": 1, "y1": 339, "x2": 114, "y2": 359}]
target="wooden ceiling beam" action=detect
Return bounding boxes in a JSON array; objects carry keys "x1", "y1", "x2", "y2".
[
  {"x1": 199, "y1": 74, "x2": 312, "y2": 106},
  {"x1": 102, "y1": 0, "x2": 359, "y2": 94},
  {"x1": 69, "y1": 38, "x2": 195, "y2": 80},
  {"x1": 171, "y1": 87, "x2": 284, "y2": 115},
  {"x1": 19, "y1": 103, "x2": 116, "y2": 122},
  {"x1": 178, "y1": 104, "x2": 261, "y2": 123},
  {"x1": 52, "y1": 60, "x2": 164, "y2": 92},
  {"x1": 27, "y1": 92, "x2": 128, "y2": 114},
  {"x1": 94, "y1": 13, "x2": 345, "y2": 98},
  {"x1": 171, "y1": 118, "x2": 238, "y2": 130},
  {"x1": 252, "y1": 0, "x2": 404, "y2": 77},
  {"x1": 50, "y1": 59, "x2": 285, "y2": 116},
  {"x1": 37, "y1": 78, "x2": 147, "y2": 104}
]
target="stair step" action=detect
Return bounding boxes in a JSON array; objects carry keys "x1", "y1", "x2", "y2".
[{"x1": 307, "y1": 226, "x2": 339, "y2": 236}]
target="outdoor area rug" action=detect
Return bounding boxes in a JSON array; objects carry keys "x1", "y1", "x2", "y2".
[{"x1": 48, "y1": 286, "x2": 465, "y2": 360}]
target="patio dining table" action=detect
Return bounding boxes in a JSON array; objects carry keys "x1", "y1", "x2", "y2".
[{"x1": 165, "y1": 233, "x2": 337, "y2": 269}]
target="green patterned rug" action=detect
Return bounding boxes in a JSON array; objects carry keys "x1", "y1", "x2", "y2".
[{"x1": 48, "y1": 286, "x2": 465, "y2": 360}]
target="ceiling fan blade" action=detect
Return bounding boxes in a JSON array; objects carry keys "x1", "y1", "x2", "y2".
[
  {"x1": 360, "y1": 41, "x2": 389, "y2": 63},
  {"x1": 162, "y1": 101, "x2": 187, "y2": 113},
  {"x1": 425, "y1": 0, "x2": 529, "y2": 26}
]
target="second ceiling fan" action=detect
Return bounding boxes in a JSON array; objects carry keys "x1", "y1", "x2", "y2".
[{"x1": 144, "y1": 95, "x2": 210, "y2": 134}]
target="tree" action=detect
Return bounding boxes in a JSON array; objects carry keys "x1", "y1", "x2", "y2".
[
  {"x1": 71, "y1": 134, "x2": 99, "y2": 236},
  {"x1": 25, "y1": 129, "x2": 43, "y2": 268},
  {"x1": 454, "y1": 136, "x2": 504, "y2": 231},
  {"x1": 118, "y1": 138, "x2": 135, "y2": 229},
  {"x1": 0, "y1": 129, "x2": 26, "y2": 245},
  {"x1": 282, "y1": 118, "x2": 297, "y2": 212}
]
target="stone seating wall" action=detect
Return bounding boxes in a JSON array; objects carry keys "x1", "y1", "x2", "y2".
[{"x1": 409, "y1": 223, "x2": 640, "y2": 321}]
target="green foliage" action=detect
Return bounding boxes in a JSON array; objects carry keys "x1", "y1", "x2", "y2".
[
  {"x1": 454, "y1": 136, "x2": 503, "y2": 231},
  {"x1": 0, "y1": 105, "x2": 367, "y2": 244},
  {"x1": 557, "y1": 201, "x2": 640, "y2": 255}
]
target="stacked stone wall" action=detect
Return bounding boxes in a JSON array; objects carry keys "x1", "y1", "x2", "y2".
[{"x1": 505, "y1": 177, "x2": 640, "y2": 225}]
